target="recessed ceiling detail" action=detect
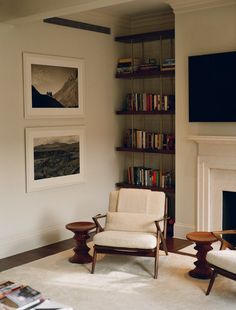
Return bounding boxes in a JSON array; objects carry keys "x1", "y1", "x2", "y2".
[{"x1": 44, "y1": 17, "x2": 111, "y2": 34}]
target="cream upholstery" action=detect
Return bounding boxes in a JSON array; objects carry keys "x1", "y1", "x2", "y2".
[
  {"x1": 92, "y1": 188, "x2": 168, "y2": 279},
  {"x1": 207, "y1": 250, "x2": 236, "y2": 274},
  {"x1": 104, "y1": 211, "x2": 158, "y2": 233},
  {"x1": 117, "y1": 188, "x2": 150, "y2": 213},
  {"x1": 205, "y1": 230, "x2": 236, "y2": 295},
  {"x1": 93, "y1": 231, "x2": 157, "y2": 249}
]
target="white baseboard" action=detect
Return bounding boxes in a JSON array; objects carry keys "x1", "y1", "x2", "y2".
[
  {"x1": 0, "y1": 224, "x2": 72, "y2": 259},
  {"x1": 174, "y1": 222, "x2": 196, "y2": 239}
]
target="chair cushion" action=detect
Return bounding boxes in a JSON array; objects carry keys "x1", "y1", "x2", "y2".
[
  {"x1": 206, "y1": 250, "x2": 236, "y2": 274},
  {"x1": 117, "y1": 188, "x2": 150, "y2": 213},
  {"x1": 93, "y1": 231, "x2": 157, "y2": 249},
  {"x1": 105, "y1": 211, "x2": 161, "y2": 233}
]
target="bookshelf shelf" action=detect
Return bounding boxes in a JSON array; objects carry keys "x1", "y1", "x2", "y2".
[
  {"x1": 115, "y1": 29, "x2": 175, "y2": 43},
  {"x1": 116, "y1": 147, "x2": 175, "y2": 154},
  {"x1": 116, "y1": 68, "x2": 175, "y2": 79},
  {"x1": 116, "y1": 110, "x2": 175, "y2": 115},
  {"x1": 116, "y1": 182, "x2": 175, "y2": 194}
]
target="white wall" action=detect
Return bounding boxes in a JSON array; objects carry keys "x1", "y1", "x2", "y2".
[
  {"x1": 175, "y1": 4, "x2": 236, "y2": 237},
  {"x1": 0, "y1": 19, "x2": 126, "y2": 258}
]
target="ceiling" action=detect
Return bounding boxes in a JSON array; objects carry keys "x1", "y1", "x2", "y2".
[
  {"x1": 93, "y1": 0, "x2": 171, "y2": 18},
  {"x1": 0, "y1": 0, "x2": 172, "y2": 23}
]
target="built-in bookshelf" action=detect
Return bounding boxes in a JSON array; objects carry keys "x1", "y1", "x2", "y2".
[{"x1": 114, "y1": 29, "x2": 175, "y2": 235}]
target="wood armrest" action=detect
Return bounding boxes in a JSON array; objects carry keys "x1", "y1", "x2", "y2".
[
  {"x1": 211, "y1": 230, "x2": 236, "y2": 250},
  {"x1": 155, "y1": 216, "x2": 170, "y2": 224},
  {"x1": 154, "y1": 216, "x2": 170, "y2": 233},
  {"x1": 92, "y1": 213, "x2": 107, "y2": 233}
]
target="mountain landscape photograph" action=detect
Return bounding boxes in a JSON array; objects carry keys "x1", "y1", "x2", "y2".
[
  {"x1": 33, "y1": 135, "x2": 80, "y2": 180},
  {"x1": 31, "y1": 64, "x2": 78, "y2": 108}
]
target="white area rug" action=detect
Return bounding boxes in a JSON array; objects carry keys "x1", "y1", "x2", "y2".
[{"x1": 0, "y1": 249, "x2": 235, "y2": 310}]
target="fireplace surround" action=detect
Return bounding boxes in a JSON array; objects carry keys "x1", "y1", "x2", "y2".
[{"x1": 189, "y1": 136, "x2": 236, "y2": 232}]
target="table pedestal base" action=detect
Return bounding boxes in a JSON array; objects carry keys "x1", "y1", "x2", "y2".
[{"x1": 66, "y1": 221, "x2": 96, "y2": 264}]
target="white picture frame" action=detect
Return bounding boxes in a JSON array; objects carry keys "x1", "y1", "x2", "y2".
[
  {"x1": 25, "y1": 126, "x2": 85, "y2": 192},
  {"x1": 23, "y1": 52, "x2": 85, "y2": 118}
]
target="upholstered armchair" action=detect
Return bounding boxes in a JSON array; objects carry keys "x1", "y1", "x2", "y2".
[
  {"x1": 206, "y1": 230, "x2": 236, "y2": 295},
  {"x1": 91, "y1": 188, "x2": 168, "y2": 279}
]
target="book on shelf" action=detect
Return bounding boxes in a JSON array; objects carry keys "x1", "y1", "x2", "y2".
[
  {"x1": 0, "y1": 284, "x2": 42, "y2": 310},
  {"x1": 161, "y1": 58, "x2": 175, "y2": 71},
  {"x1": 127, "y1": 167, "x2": 174, "y2": 189},
  {"x1": 123, "y1": 129, "x2": 175, "y2": 151},
  {"x1": 123, "y1": 93, "x2": 174, "y2": 112},
  {"x1": 116, "y1": 57, "x2": 141, "y2": 74}
]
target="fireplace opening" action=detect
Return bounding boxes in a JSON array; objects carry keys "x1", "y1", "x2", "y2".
[{"x1": 222, "y1": 191, "x2": 236, "y2": 246}]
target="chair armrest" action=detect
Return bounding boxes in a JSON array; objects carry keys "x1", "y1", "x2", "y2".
[
  {"x1": 92, "y1": 214, "x2": 107, "y2": 233},
  {"x1": 155, "y1": 216, "x2": 170, "y2": 231},
  {"x1": 211, "y1": 230, "x2": 236, "y2": 250}
]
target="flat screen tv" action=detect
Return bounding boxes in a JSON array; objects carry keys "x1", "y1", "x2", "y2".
[{"x1": 188, "y1": 51, "x2": 236, "y2": 122}]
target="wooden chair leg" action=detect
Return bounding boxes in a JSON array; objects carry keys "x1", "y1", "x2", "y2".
[
  {"x1": 160, "y1": 232, "x2": 168, "y2": 256},
  {"x1": 206, "y1": 269, "x2": 217, "y2": 295},
  {"x1": 154, "y1": 234, "x2": 161, "y2": 279},
  {"x1": 91, "y1": 247, "x2": 97, "y2": 274}
]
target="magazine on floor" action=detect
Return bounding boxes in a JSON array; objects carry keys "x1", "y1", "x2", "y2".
[{"x1": 0, "y1": 283, "x2": 42, "y2": 310}]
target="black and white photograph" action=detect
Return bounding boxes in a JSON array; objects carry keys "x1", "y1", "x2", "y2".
[
  {"x1": 26, "y1": 127, "x2": 85, "y2": 192},
  {"x1": 34, "y1": 135, "x2": 80, "y2": 180},
  {"x1": 23, "y1": 53, "x2": 84, "y2": 118},
  {"x1": 31, "y1": 64, "x2": 78, "y2": 108}
]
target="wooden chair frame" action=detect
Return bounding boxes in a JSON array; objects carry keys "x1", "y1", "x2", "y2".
[
  {"x1": 206, "y1": 229, "x2": 236, "y2": 295},
  {"x1": 91, "y1": 213, "x2": 169, "y2": 279}
]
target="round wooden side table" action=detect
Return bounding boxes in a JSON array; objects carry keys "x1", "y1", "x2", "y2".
[
  {"x1": 186, "y1": 231, "x2": 218, "y2": 279},
  {"x1": 66, "y1": 221, "x2": 96, "y2": 264}
]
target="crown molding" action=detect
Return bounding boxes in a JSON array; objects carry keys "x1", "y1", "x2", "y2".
[{"x1": 167, "y1": 0, "x2": 236, "y2": 14}]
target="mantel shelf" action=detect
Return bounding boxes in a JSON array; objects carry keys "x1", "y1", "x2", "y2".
[{"x1": 188, "y1": 135, "x2": 236, "y2": 145}]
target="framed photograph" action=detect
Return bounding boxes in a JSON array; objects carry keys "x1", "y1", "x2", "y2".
[
  {"x1": 25, "y1": 126, "x2": 85, "y2": 192},
  {"x1": 23, "y1": 52, "x2": 85, "y2": 118}
]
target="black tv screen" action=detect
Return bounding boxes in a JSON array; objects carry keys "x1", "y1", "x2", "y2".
[{"x1": 189, "y1": 51, "x2": 236, "y2": 122}]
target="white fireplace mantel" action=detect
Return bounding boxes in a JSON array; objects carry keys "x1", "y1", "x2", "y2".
[
  {"x1": 188, "y1": 135, "x2": 236, "y2": 145},
  {"x1": 188, "y1": 135, "x2": 236, "y2": 231}
]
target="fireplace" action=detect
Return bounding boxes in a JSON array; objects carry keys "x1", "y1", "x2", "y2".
[
  {"x1": 189, "y1": 135, "x2": 236, "y2": 234},
  {"x1": 223, "y1": 191, "x2": 236, "y2": 246}
]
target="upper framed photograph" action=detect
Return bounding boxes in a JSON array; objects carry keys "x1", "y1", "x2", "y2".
[
  {"x1": 25, "y1": 126, "x2": 85, "y2": 192},
  {"x1": 23, "y1": 52, "x2": 85, "y2": 118}
]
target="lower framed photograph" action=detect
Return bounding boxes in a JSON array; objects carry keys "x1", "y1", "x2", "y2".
[{"x1": 25, "y1": 126, "x2": 85, "y2": 192}]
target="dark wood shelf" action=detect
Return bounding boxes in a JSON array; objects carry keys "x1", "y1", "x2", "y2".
[
  {"x1": 115, "y1": 29, "x2": 175, "y2": 43},
  {"x1": 116, "y1": 147, "x2": 175, "y2": 154},
  {"x1": 116, "y1": 182, "x2": 175, "y2": 194},
  {"x1": 116, "y1": 68, "x2": 175, "y2": 79},
  {"x1": 116, "y1": 110, "x2": 175, "y2": 115}
]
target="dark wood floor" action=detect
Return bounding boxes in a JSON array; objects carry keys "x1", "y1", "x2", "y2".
[{"x1": 0, "y1": 237, "x2": 192, "y2": 272}]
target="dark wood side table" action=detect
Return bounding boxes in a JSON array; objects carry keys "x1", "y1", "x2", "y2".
[
  {"x1": 186, "y1": 231, "x2": 218, "y2": 279},
  {"x1": 66, "y1": 221, "x2": 96, "y2": 264}
]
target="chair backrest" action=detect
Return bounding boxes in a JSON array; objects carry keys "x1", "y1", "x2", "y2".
[
  {"x1": 109, "y1": 188, "x2": 165, "y2": 216},
  {"x1": 106, "y1": 188, "x2": 166, "y2": 233}
]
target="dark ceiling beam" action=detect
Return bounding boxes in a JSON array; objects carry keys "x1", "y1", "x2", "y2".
[{"x1": 44, "y1": 17, "x2": 111, "y2": 35}]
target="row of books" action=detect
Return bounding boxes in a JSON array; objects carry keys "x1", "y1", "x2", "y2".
[
  {"x1": 116, "y1": 58, "x2": 141, "y2": 74},
  {"x1": 161, "y1": 58, "x2": 175, "y2": 71},
  {"x1": 123, "y1": 93, "x2": 175, "y2": 112},
  {"x1": 116, "y1": 57, "x2": 175, "y2": 74},
  {"x1": 124, "y1": 129, "x2": 175, "y2": 150},
  {"x1": 0, "y1": 281, "x2": 72, "y2": 310},
  {"x1": 127, "y1": 167, "x2": 174, "y2": 188}
]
